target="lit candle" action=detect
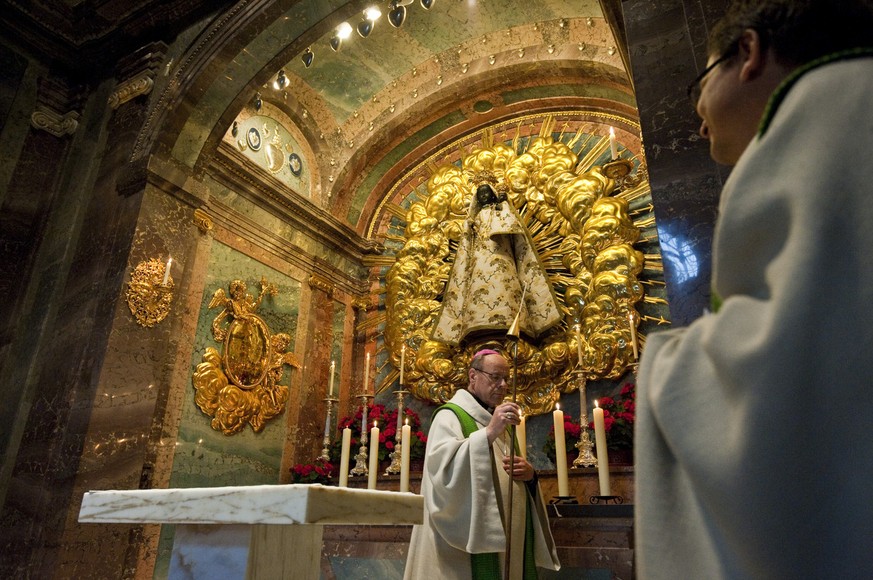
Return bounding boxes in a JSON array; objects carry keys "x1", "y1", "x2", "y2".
[
  {"x1": 399, "y1": 344, "x2": 406, "y2": 386},
  {"x1": 363, "y1": 352, "x2": 371, "y2": 396},
  {"x1": 162, "y1": 257, "x2": 172, "y2": 285},
  {"x1": 517, "y1": 413, "x2": 527, "y2": 460},
  {"x1": 593, "y1": 400, "x2": 612, "y2": 496},
  {"x1": 338, "y1": 427, "x2": 352, "y2": 487},
  {"x1": 609, "y1": 127, "x2": 618, "y2": 160},
  {"x1": 328, "y1": 360, "x2": 336, "y2": 398},
  {"x1": 575, "y1": 324, "x2": 583, "y2": 367},
  {"x1": 553, "y1": 403, "x2": 570, "y2": 497},
  {"x1": 629, "y1": 312, "x2": 639, "y2": 360},
  {"x1": 400, "y1": 419, "x2": 411, "y2": 492},
  {"x1": 368, "y1": 421, "x2": 380, "y2": 489}
]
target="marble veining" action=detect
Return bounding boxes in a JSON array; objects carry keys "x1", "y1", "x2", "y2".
[{"x1": 78, "y1": 484, "x2": 423, "y2": 525}]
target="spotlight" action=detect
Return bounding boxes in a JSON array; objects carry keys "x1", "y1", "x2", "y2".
[
  {"x1": 253, "y1": 92, "x2": 262, "y2": 111},
  {"x1": 420, "y1": 0, "x2": 434, "y2": 9},
  {"x1": 357, "y1": 19, "x2": 373, "y2": 38},
  {"x1": 358, "y1": 6, "x2": 381, "y2": 37},
  {"x1": 301, "y1": 48, "x2": 314, "y2": 67},
  {"x1": 273, "y1": 69, "x2": 287, "y2": 90},
  {"x1": 331, "y1": 22, "x2": 353, "y2": 51},
  {"x1": 388, "y1": 1, "x2": 407, "y2": 28}
]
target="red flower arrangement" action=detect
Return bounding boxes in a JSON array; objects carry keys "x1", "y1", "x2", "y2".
[
  {"x1": 329, "y1": 404, "x2": 427, "y2": 463},
  {"x1": 543, "y1": 414, "x2": 582, "y2": 463},
  {"x1": 589, "y1": 383, "x2": 636, "y2": 450},
  {"x1": 290, "y1": 458, "x2": 334, "y2": 484}
]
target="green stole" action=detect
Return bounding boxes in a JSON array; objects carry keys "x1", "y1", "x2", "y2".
[{"x1": 435, "y1": 403, "x2": 538, "y2": 580}]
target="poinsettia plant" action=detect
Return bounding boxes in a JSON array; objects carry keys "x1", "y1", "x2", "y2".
[
  {"x1": 543, "y1": 413, "x2": 582, "y2": 463},
  {"x1": 329, "y1": 404, "x2": 427, "y2": 463},
  {"x1": 290, "y1": 458, "x2": 334, "y2": 484},
  {"x1": 590, "y1": 382, "x2": 636, "y2": 450}
]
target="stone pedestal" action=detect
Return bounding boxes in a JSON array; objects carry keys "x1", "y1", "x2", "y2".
[{"x1": 78, "y1": 484, "x2": 423, "y2": 580}]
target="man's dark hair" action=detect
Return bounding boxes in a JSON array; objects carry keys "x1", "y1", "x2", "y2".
[{"x1": 709, "y1": 0, "x2": 873, "y2": 67}]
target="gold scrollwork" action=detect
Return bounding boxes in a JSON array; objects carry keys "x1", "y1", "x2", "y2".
[
  {"x1": 192, "y1": 277, "x2": 300, "y2": 435},
  {"x1": 382, "y1": 115, "x2": 660, "y2": 416},
  {"x1": 126, "y1": 258, "x2": 174, "y2": 327},
  {"x1": 308, "y1": 274, "x2": 334, "y2": 297},
  {"x1": 193, "y1": 208, "x2": 214, "y2": 234}
]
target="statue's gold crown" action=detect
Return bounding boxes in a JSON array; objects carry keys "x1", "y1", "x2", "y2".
[{"x1": 465, "y1": 169, "x2": 509, "y2": 195}]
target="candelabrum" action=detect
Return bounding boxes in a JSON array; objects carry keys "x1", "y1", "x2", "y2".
[
  {"x1": 318, "y1": 396, "x2": 338, "y2": 462},
  {"x1": 384, "y1": 389, "x2": 408, "y2": 475},
  {"x1": 350, "y1": 394, "x2": 374, "y2": 476},
  {"x1": 572, "y1": 370, "x2": 598, "y2": 468}
]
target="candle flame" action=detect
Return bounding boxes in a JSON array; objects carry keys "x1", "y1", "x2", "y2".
[
  {"x1": 609, "y1": 127, "x2": 615, "y2": 138},
  {"x1": 556, "y1": 403, "x2": 561, "y2": 411},
  {"x1": 374, "y1": 421, "x2": 378, "y2": 428},
  {"x1": 405, "y1": 418, "x2": 409, "y2": 426},
  {"x1": 594, "y1": 399, "x2": 600, "y2": 408}
]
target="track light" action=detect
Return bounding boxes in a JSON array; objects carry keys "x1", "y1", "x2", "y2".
[
  {"x1": 388, "y1": 1, "x2": 407, "y2": 28},
  {"x1": 301, "y1": 48, "x2": 314, "y2": 68},
  {"x1": 273, "y1": 69, "x2": 287, "y2": 90},
  {"x1": 358, "y1": 6, "x2": 381, "y2": 37},
  {"x1": 331, "y1": 22, "x2": 353, "y2": 51}
]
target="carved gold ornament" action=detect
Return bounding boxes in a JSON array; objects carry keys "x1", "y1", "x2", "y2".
[
  {"x1": 381, "y1": 115, "x2": 665, "y2": 416},
  {"x1": 126, "y1": 258, "x2": 174, "y2": 327},
  {"x1": 193, "y1": 277, "x2": 301, "y2": 435}
]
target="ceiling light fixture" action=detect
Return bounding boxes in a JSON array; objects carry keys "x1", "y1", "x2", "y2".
[
  {"x1": 331, "y1": 22, "x2": 354, "y2": 51},
  {"x1": 358, "y1": 7, "x2": 381, "y2": 38},
  {"x1": 420, "y1": 0, "x2": 434, "y2": 9},
  {"x1": 388, "y1": 1, "x2": 407, "y2": 28},
  {"x1": 273, "y1": 69, "x2": 287, "y2": 90},
  {"x1": 301, "y1": 48, "x2": 314, "y2": 67}
]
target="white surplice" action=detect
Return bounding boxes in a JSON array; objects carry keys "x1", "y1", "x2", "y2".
[{"x1": 403, "y1": 390, "x2": 559, "y2": 579}]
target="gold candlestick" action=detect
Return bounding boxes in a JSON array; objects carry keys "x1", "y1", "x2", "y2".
[
  {"x1": 572, "y1": 371, "x2": 597, "y2": 468},
  {"x1": 318, "y1": 397, "x2": 338, "y2": 462},
  {"x1": 385, "y1": 389, "x2": 408, "y2": 475},
  {"x1": 350, "y1": 394, "x2": 375, "y2": 476}
]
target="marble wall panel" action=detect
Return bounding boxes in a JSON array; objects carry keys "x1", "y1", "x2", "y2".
[{"x1": 622, "y1": 0, "x2": 730, "y2": 326}]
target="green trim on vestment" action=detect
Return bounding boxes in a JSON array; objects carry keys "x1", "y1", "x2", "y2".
[
  {"x1": 758, "y1": 47, "x2": 873, "y2": 136},
  {"x1": 435, "y1": 403, "x2": 538, "y2": 580}
]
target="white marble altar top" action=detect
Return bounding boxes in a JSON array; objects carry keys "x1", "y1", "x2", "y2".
[{"x1": 78, "y1": 484, "x2": 423, "y2": 526}]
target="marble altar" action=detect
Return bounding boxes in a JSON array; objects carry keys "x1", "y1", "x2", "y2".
[{"x1": 78, "y1": 484, "x2": 423, "y2": 579}]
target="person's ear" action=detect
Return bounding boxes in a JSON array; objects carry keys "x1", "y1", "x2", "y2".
[{"x1": 737, "y1": 28, "x2": 766, "y2": 82}]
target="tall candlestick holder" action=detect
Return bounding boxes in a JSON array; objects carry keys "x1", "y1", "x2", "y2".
[
  {"x1": 385, "y1": 389, "x2": 408, "y2": 475},
  {"x1": 350, "y1": 394, "x2": 375, "y2": 476},
  {"x1": 318, "y1": 396, "x2": 338, "y2": 462},
  {"x1": 572, "y1": 370, "x2": 597, "y2": 468}
]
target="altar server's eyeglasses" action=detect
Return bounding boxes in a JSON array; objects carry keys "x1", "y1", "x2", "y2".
[
  {"x1": 474, "y1": 368, "x2": 509, "y2": 384},
  {"x1": 686, "y1": 47, "x2": 737, "y2": 107}
]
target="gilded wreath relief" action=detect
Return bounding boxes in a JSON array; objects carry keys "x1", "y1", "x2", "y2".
[
  {"x1": 193, "y1": 277, "x2": 300, "y2": 435},
  {"x1": 383, "y1": 117, "x2": 662, "y2": 416}
]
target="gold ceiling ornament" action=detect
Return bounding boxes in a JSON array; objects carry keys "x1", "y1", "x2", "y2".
[
  {"x1": 381, "y1": 114, "x2": 663, "y2": 416},
  {"x1": 126, "y1": 257, "x2": 174, "y2": 327},
  {"x1": 192, "y1": 277, "x2": 301, "y2": 435}
]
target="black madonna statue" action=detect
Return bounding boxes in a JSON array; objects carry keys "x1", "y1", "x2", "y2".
[{"x1": 432, "y1": 177, "x2": 562, "y2": 345}]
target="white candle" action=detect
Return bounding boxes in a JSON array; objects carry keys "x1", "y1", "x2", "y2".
[
  {"x1": 609, "y1": 127, "x2": 618, "y2": 160},
  {"x1": 629, "y1": 312, "x2": 639, "y2": 360},
  {"x1": 553, "y1": 403, "x2": 570, "y2": 497},
  {"x1": 399, "y1": 344, "x2": 406, "y2": 386},
  {"x1": 575, "y1": 324, "x2": 583, "y2": 367},
  {"x1": 328, "y1": 360, "x2": 336, "y2": 397},
  {"x1": 338, "y1": 427, "x2": 352, "y2": 487},
  {"x1": 162, "y1": 257, "x2": 172, "y2": 285},
  {"x1": 363, "y1": 352, "x2": 370, "y2": 395},
  {"x1": 593, "y1": 401, "x2": 612, "y2": 495},
  {"x1": 368, "y1": 422, "x2": 380, "y2": 489},
  {"x1": 517, "y1": 414, "x2": 527, "y2": 460},
  {"x1": 400, "y1": 420, "x2": 411, "y2": 492}
]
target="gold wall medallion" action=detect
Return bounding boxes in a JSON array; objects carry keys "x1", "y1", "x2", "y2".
[
  {"x1": 192, "y1": 277, "x2": 300, "y2": 434},
  {"x1": 126, "y1": 258, "x2": 174, "y2": 327}
]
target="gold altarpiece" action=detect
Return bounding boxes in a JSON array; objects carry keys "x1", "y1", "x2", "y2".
[{"x1": 366, "y1": 112, "x2": 669, "y2": 416}]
